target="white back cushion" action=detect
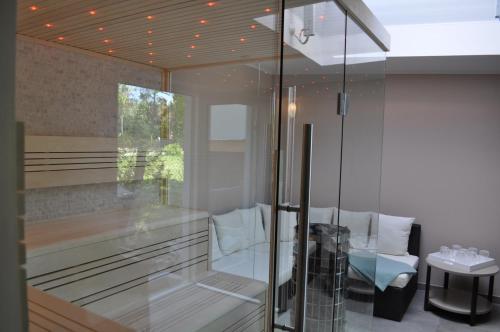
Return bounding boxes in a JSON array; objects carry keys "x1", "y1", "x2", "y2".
[
  {"x1": 378, "y1": 214, "x2": 415, "y2": 256},
  {"x1": 309, "y1": 207, "x2": 334, "y2": 224},
  {"x1": 238, "y1": 207, "x2": 266, "y2": 245},
  {"x1": 210, "y1": 222, "x2": 223, "y2": 261},
  {"x1": 257, "y1": 203, "x2": 297, "y2": 242},
  {"x1": 212, "y1": 210, "x2": 248, "y2": 255},
  {"x1": 334, "y1": 207, "x2": 372, "y2": 238}
]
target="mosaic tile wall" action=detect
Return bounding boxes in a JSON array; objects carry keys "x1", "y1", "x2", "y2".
[{"x1": 16, "y1": 36, "x2": 163, "y2": 222}]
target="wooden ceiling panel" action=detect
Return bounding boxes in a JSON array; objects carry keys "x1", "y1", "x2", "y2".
[{"x1": 17, "y1": 0, "x2": 285, "y2": 69}]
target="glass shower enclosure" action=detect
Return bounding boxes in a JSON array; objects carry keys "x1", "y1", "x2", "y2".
[{"x1": 15, "y1": 0, "x2": 388, "y2": 331}]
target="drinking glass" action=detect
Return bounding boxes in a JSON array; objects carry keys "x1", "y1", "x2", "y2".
[
  {"x1": 479, "y1": 250, "x2": 490, "y2": 258},
  {"x1": 440, "y1": 246, "x2": 450, "y2": 257}
]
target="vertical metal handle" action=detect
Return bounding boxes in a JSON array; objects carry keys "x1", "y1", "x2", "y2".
[{"x1": 294, "y1": 124, "x2": 313, "y2": 331}]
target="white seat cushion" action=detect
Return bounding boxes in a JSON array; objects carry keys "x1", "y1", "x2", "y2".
[
  {"x1": 334, "y1": 208, "x2": 372, "y2": 239},
  {"x1": 348, "y1": 254, "x2": 419, "y2": 289},
  {"x1": 212, "y1": 210, "x2": 248, "y2": 255},
  {"x1": 238, "y1": 207, "x2": 266, "y2": 245},
  {"x1": 309, "y1": 207, "x2": 334, "y2": 224},
  {"x1": 212, "y1": 241, "x2": 316, "y2": 286}
]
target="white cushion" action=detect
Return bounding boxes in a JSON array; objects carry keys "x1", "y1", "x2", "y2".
[
  {"x1": 334, "y1": 208, "x2": 372, "y2": 238},
  {"x1": 257, "y1": 203, "x2": 297, "y2": 242},
  {"x1": 377, "y1": 214, "x2": 415, "y2": 256},
  {"x1": 237, "y1": 207, "x2": 266, "y2": 245},
  {"x1": 309, "y1": 207, "x2": 334, "y2": 224},
  {"x1": 209, "y1": 222, "x2": 223, "y2": 261},
  {"x1": 212, "y1": 210, "x2": 249, "y2": 255}
]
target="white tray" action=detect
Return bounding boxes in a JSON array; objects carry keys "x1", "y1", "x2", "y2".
[{"x1": 429, "y1": 252, "x2": 496, "y2": 272}]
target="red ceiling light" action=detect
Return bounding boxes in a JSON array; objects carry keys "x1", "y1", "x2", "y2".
[
  {"x1": 194, "y1": 33, "x2": 201, "y2": 38},
  {"x1": 29, "y1": 5, "x2": 38, "y2": 11},
  {"x1": 250, "y1": 24, "x2": 256, "y2": 29},
  {"x1": 190, "y1": 45, "x2": 196, "y2": 49},
  {"x1": 147, "y1": 15, "x2": 154, "y2": 20},
  {"x1": 103, "y1": 39, "x2": 111, "y2": 44},
  {"x1": 148, "y1": 51, "x2": 154, "y2": 56},
  {"x1": 207, "y1": 2, "x2": 216, "y2": 7},
  {"x1": 57, "y1": 36, "x2": 64, "y2": 41},
  {"x1": 147, "y1": 29, "x2": 153, "y2": 34},
  {"x1": 264, "y1": 8, "x2": 272, "y2": 13},
  {"x1": 89, "y1": 10, "x2": 96, "y2": 16},
  {"x1": 98, "y1": 27, "x2": 104, "y2": 31},
  {"x1": 199, "y1": 19, "x2": 207, "y2": 24},
  {"x1": 107, "y1": 49, "x2": 114, "y2": 54},
  {"x1": 45, "y1": 23, "x2": 54, "y2": 28},
  {"x1": 239, "y1": 37, "x2": 246, "y2": 42}
]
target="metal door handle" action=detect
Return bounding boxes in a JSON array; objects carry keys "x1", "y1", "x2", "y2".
[{"x1": 294, "y1": 123, "x2": 313, "y2": 331}]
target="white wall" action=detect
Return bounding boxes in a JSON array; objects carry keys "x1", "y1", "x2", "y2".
[{"x1": 381, "y1": 74, "x2": 500, "y2": 297}]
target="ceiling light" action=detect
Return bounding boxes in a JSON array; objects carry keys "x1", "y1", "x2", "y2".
[
  {"x1": 187, "y1": 54, "x2": 192, "y2": 58},
  {"x1": 231, "y1": 49, "x2": 236, "y2": 52},
  {"x1": 89, "y1": 10, "x2": 96, "y2": 16},
  {"x1": 98, "y1": 27, "x2": 104, "y2": 31},
  {"x1": 29, "y1": 5, "x2": 38, "y2": 11},
  {"x1": 103, "y1": 39, "x2": 111, "y2": 43},
  {"x1": 207, "y1": 2, "x2": 217, "y2": 7},
  {"x1": 149, "y1": 60, "x2": 154, "y2": 64},
  {"x1": 319, "y1": 15, "x2": 325, "y2": 21},
  {"x1": 147, "y1": 15, "x2": 154, "y2": 20},
  {"x1": 190, "y1": 45, "x2": 196, "y2": 49},
  {"x1": 250, "y1": 25, "x2": 256, "y2": 29},
  {"x1": 148, "y1": 52, "x2": 154, "y2": 56},
  {"x1": 45, "y1": 23, "x2": 54, "y2": 28},
  {"x1": 147, "y1": 29, "x2": 153, "y2": 34},
  {"x1": 148, "y1": 42, "x2": 153, "y2": 46},
  {"x1": 195, "y1": 33, "x2": 201, "y2": 38},
  {"x1": 199, "y1": 19, "x2": 207, "y2": 24},
  {"x1": 108, "y1": 49, "x2": 114, "y2": 54},
  {"x1": 264, "y1": 8, "x2": 272, "y2": 13},
  {"x1": 57, "y1": 36, "x2": 64, "y2": 41},
  {"x1": 240, "y1": 37, "x2": 246, "y2": 42}
]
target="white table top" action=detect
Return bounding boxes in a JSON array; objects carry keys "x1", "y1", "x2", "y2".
[{"x1": 426, "y1": 255, "x2": 499, "y2": 277}]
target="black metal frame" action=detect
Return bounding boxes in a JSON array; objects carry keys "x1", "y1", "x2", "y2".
[{"x1": 373, "y1": 223, "x2": 421, "y2": 321}]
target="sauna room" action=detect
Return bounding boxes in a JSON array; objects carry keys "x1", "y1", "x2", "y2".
[{"x1": 16, "y1": 0, "x2": 389, "y2": 331}]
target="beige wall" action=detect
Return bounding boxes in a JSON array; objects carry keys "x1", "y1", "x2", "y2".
[{"x1": 381, "y1": 74, "x2": 500, "y2": 297}]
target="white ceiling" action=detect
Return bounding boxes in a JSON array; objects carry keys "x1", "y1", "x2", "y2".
[{"x1": 364, "y1": 0, "x2": 498, "y2": 26}]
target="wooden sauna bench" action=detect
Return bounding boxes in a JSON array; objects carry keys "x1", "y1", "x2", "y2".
[{"x1": 24, "y1": 206, "x2": 267, "y2": 331}]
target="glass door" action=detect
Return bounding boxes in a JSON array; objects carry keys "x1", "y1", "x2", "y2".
[
  {"x1": 273, "y1": 1, "x2": 347, "y2": 331},
  {"x1": 272, "y1": 1, "x2": 387, "y2": 332}
]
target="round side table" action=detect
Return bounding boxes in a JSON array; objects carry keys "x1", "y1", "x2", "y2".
[{"x1": 424, "y1": 255, "x2": 499, "y2": 326}]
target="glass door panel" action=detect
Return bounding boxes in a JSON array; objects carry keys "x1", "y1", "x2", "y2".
[
  {"x1": 338, "y1": 16, "x2": 387, "y2": 332},
  {"x1": 274, "y1": 1, "x2": 346, "y2": 330},
  {"x1": 20, "y1": 1, "x2": 281, "y2": 331}
]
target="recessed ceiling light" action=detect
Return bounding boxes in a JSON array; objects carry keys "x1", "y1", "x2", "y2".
[
  {"x1": 108, "y1": 49, "x2": 114, "y2": 54},
  {"x1": 207, "y1": 2, "x2": 216, "y2": 7},
  {"x1": 187, "y1": 54, "x2": 192, "y2": 58},
  {"x1": 98, "y1": 27, "x2": 104, "y2": 31},
  {"x1": 148, "y1": 51, "x2": 154, "y2": 56},
  {"x1": 194, "y1": 33, "x2": 201, "y2": 38},
  {"x1": 264, "y1": 8, "x2": 271, "y2": 13},
  {"x1": 250, "y1": 25, "x2": 256, "y2": 29},
  {"x1": 89, "y1": 10, "x2": 96, "y2": 16},
  {"x1": 147, "y1": 29, "x2": 153, "y2": 34},
  {"x1": 45, "y1": 23, "x2": 54, "y2": 28},
  {"x1": 148, "y1": 42, "x2": 153, "y2": 46},
  {"x1": 231, "y1": 49, "x2": 236, "y2": 52},
  {"x1": 147, "y1": 15, "x2": 154, "y2": 20},
  {"x1": 149, "y1": 60, "x2": 154, "y2": 64},
  {"x1": 103, "y1": 39, "x2": 111, "y2": 43},
  {"x1": 199, "y1": 19, "x2": 207, "y2": 24},
  {"x1": 57, "y1": 36, "x2": 64, "y2": 41},
  {"x1": 190, "y1": 45, "x2": 196, "y2": 49},
  {"x1": 240, "y1": 37, "x2": 246, "y2": 42},
  {"x1": 29, "y1": 5, "x2": 38, "y2": 11}
]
